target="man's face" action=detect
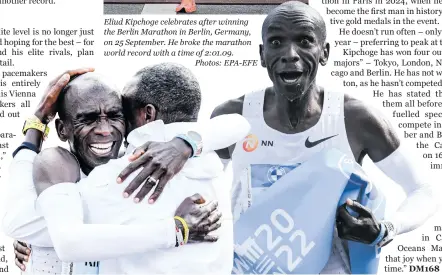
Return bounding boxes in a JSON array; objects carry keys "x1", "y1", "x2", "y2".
[
  {"x1": 260, "y1": 7, "x2": 328, "y2": 101},
  {"x1": 61, "y1": 77, "x2": 125, "y2": 172}
]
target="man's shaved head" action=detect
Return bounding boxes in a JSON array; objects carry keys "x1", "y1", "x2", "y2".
[
  {"x1": 259, "y1": 1, "x2": 330, "y2": 102},
  {"x1": 58, "y1": 72, "x2": 120, "y2": 120},
  {"x1": 262, "y1": 1, "x2": 327, "y2": 43}
]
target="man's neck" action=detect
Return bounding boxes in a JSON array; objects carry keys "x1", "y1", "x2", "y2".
[
  {"x1": 271, "y1": 83, "x2": 322, "y2": 132},
  {"x1": 72, "y1": 154, "x2": 92, "y2": 176},
  {"x1": 81, "y1": 166, "x2": 91, "y2": 176}
]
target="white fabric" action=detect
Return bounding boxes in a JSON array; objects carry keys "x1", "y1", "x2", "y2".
[
  {"x1": 231, "y1": 90, "x2": 354, "y2": 274},
  {"x1": 3, "y1": 151, "x2": 115, "y2": 274},
  {"x1": 2, "y1": 114, "x2": 250, "y2": 274},
  {"x1": 37, "y1": 182, "x2": 176, "y2": 262},
  {"x1": 2, "y1": 149, "x2": 50, "y2": 246},
  {"x1": 220, "y1": 158, "x2": 230, "y2": 171},
  {"x1": 27, "y1": 246, "x2": 62, "y2": 274},
  {"x1": 126, "y1": 114, "x2": 251, "y2": 154},
  {"x1": 37, "y1": 120, "x2": 236, "y2": 274},
  {"x1": 374, "y1": 146, "x2": 436, "y2": 235}
]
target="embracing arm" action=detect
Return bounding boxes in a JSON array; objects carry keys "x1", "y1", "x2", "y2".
[
  {"x1": 198, "y1": 113, "x2": 250, "y2": 153},
  {"x1": 210, "y1": 96, "x2": 245, "y2": 169},
  {"x1": 34, "y1": 147, "x2": 176, "y2": 262},
  {"x1": 115, "y1": 99, "x2": 248, "y2": 202},
  {"x1": 348, "y1": 98, "x2": 436, "y2": 235},
  {"x1": 34, "y1": 147, "x2": 219, "y2": 262}
]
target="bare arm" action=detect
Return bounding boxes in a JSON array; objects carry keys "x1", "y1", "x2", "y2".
[
  {"x1": 344, "y1": 96, "x2": 399, "y2": 164},
  {"x1": 344, "y1": 97, "x2": 436, "y2": 236},
  {"x1": 33, "y1": 147, "x2": 80, "y2": 196}
]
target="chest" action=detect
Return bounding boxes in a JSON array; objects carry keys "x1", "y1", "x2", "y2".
[{"x1": 233, "y1": 116, "x2": 353, "y2": 165}]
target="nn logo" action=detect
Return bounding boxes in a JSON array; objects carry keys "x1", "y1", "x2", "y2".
[{"x1": 242, "y1": 134, "x2": 273, "y2": 152}]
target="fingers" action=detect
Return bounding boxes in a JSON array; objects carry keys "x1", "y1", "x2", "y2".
[
  {"x1": 207, "y1": 210, "x2": 222, "y2": 225},
  {"x1": 189, "y1": 193, "x2": 205, "y2": 204},
  {"x1": 134, "y1": 170, "x2": 163, "y2": 203},
  {"x1": 15, "y1": 258, "x2": 26, "y2": 271},
  {"x1": 128, "y1": 149, "x2": 145, "y2": 162},
  {"x1": 205, "y1": 200, "x2": 219, "y2": 213},
  {"x1": 13, "y1": 240, "x2": 30, "y2": 270},
  {"x1": 346, "y1": 199, "x2": 372, "y2": 218},
  {"x1": 336, "y1": 204, "x2": 359, "y2": 225},
  {"x1": 336, "y1": 224, "x2": 357, "y2": 241},
  {"x1": 336, "y1": 215, "x2": 356, "y2": 241},
  {"x1": 123, "y1": 164, "x2": 156, "y2": 199},
  {"x1": 189, "y1": 234, "x2": 219, "y2": 243},
  {"x1": 148, "y1": 171, "x2": 173, "y2": 204},
  {"x1": 14, "y1": 248, "x2": 29, "y2": 262},
  {"x1": 197, "y1": 211, "x2": 222, "y2": 233},
  {"x1": 127, "y1": 141, "x2": 152, "y2": 162},
  {"x1": 65, "y1": 68, "x2": 94, "y2": 77},
  {"x1": 207, "y1": 220, "x2": 222, "y2": 232},
  {"x1": 55, "y1": 73, "x2": 70, "y2": 88},
  {"x1": 14, "y1": 241, "x2": 30, "y2": 255},
  {"x1": 59, "y1": 68, "x2": 95, "y2": 81},
  {"x1": 195, "y1": 201, "x2": 219, "y2": 220},
  {"x1": 50, "y1": 68, "x2": 94, "y2": 87},
  {"x1": 118, "y1": 152, "x2": 153, "y2": 183},
  {"x1": 46, "y1": 73, "x2": 70, "y2": 102}
]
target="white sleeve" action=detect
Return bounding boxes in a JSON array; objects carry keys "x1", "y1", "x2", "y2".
[
  {"x1": 198, "y1": 114, "x2": 250, "y2": 152},
  {"x1": 374, "y1": 146, "x2": 437, "y2": 235},
  {"x1": 37, "y1": 183, "x2": 176, "y2": 262},
  {"x1": 2, "y1": 149, "x2": 52, "y2": 246}
]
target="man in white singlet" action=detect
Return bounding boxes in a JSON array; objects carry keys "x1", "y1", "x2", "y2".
[{"x1": 211, "y1": 1, "x2": 436, "y2": 274}]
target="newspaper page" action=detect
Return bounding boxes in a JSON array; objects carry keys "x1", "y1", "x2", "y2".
[{"x1": 0, "y1": 0, "x2": 441, "y2": 274}]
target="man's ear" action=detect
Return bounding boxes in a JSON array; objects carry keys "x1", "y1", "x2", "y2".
[
  {"x1": 55, "y1": 118, "x2": 68, "y2": 142},
  {"x1": 259, "y1": 44, "x2": 266, "y2": 67},
  {"x1": 320, "y1": 42, "x2": 330, "y2": 66},
  {"x1": 143, "y1": 104, "x2": 157, "y2": 123}
]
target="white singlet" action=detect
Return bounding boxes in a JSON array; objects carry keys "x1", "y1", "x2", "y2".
[{"x1": 231, "y1": 89, "x2": 354, "y2": 274}]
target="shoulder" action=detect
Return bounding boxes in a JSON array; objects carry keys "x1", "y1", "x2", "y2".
[
  {"x1": 343, "y1": 94, "x2": 400, "y2": 161},
  {"x1": 211, "y1": 95, "x2": 244, "y2": 118},
  {"x1": 36, "y1": 146, "x2": 78, "y2": 164},
  {"x1": 344, "y1": 95, "x2": 390, "y2": 134},
  {"x1": 34, "y1": 147, "x2": 81, "y2": 195},
  {"x1": 344, "y1": 95, "x2": 375, "y2": 123}
]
